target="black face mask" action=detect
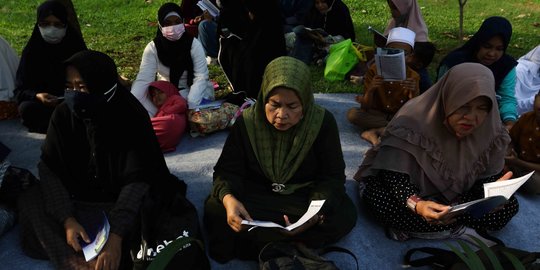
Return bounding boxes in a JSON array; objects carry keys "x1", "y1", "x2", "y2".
[{"x1": 64, "y1": 90, "x2": 109, "y2": 120}]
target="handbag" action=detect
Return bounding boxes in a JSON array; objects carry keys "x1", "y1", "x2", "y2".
[
  {"x1": 131, "y1": 175, "x2": 210, "y2": 270},
  {"x1": 188, "y1": 102, "x2": 239, "y2": 136},
  {"x1": 324, "y1": 39, "x2": 362, "y2": 82}
]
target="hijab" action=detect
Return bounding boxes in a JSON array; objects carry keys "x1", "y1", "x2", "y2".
[
  {"x1": 41, "y1": 50, "x2": 171, "y2": 202},
  {"x1": 243, "y1": 56, "x2": 325, "y2": 186},
  {"x1": 14, "y1": 1, "x2": 87, "y2": 101},
  {"x1": 149, "y1": 80, "x2": 186, "y2": 117},
  {"x1": 359, "y1": 63, "x2": 510, "y2": 202},
  {"x1": 153, "y1": 3, "x2": 194, "y2": 87},
  {"x1": 384, "y1": 0, "x2": 429, "y2": 42},
  {"x1": 438, "y1": 16, "x2": 517, "y2": 90},
  {"x1": 305, "y1": 0, "x2": 355, "y2": 41}
]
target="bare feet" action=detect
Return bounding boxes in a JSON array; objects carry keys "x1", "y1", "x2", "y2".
[{"x1": 361, "y1": 129, "x2": 380, "y2": 146}]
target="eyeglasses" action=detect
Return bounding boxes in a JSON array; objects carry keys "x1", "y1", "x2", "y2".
[{"x1": 38, "y1": 21, "x2": 66, "y2": 28}]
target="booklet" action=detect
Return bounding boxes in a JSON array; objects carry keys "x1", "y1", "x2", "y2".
[
  {"x1": 241, "y1": 200, "x2": 325, "y2": 231},
  {"x1": 374, "y1": 47, "x2": 406, "y2": 81},
  {"x1": 368, "y1": 26, "x2": 387, "y2": 47},
  {"x1": 79, "y1": 211, "x2": 110, "y2": 262},
  {"x1": 449, "y1": 171, "x2": 534, "y2": 217},
  {"x1": 196, "y1": 0, "x2": 220, "y2": 17}
]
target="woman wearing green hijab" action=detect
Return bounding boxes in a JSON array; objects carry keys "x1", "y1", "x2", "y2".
[{"x1": 204, "y1": 56, "x2": 357, "y2": 262}]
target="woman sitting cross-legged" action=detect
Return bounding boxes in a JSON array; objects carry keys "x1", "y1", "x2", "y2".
[
  {"x1": 131, "y1": 2, "x2": 214, "y2": 115},
  {"x1": 204, "y1": 56, "x2": 357, "y2": 263},
  {"x1": 357, "y1": 63, "x2": 519, "y2": 245},
  {"x1": 17, "y1": 50, "x2": 182, "y2": 269}
]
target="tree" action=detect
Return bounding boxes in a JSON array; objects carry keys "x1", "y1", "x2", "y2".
[{"x1": 458, "y1": 0, "x2": 468, "y2": 40}]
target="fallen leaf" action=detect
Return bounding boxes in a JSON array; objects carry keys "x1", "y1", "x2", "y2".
[
  {"x1": 533, "y1": 22, "x2": 540, "y2": 27},
  {"x1": 516, "y1": 14, "x2": 526, "y2": 18}
]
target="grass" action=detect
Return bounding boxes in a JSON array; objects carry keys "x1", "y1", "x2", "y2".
[{"x1": 1, "y1": 0, "x2": 539, "y2": 94}]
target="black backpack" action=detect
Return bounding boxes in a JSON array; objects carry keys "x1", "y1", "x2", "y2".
[{"x1": 259, "y1": 241, "x2": 359, "y2": 270}]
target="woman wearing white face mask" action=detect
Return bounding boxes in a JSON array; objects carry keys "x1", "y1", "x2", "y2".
[
  {"x1": 131, "y1": 2, "x2": 214, "y2": 116},
  {"x1": 14, "y1": 1, "x2": 86, "y2": 134}
]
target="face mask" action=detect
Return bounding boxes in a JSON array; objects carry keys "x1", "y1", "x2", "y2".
[
  {"x1": 160, "y1": 23, "x2": 185, "y2": 41},
  {"x1": 39, "y1": 26, "x2": 67, "y2": 44},
  {"x1": 64, "y1": 84, "x2": 117, "y2": 119}
]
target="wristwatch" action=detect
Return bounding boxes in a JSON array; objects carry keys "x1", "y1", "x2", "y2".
[{"x1": 406, "y1": 194, "x2": 423, "y2": 213}]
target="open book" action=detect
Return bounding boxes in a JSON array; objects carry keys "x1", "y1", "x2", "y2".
[
  {"x1": 79, "y1": 211, "x2": 110, "y2": 262},
  {"x1": 241, "y1": 200, "x2": 325, "y2": 231},
  {"x1": 374, "y1": 47, "x2": 406, "y2": 81},
  {"x1": 197, "y1": 0, "x2": 220, "y2": 17},
  {"x1": 449, "y1": 171, "x2": 534, "y2": 217}
]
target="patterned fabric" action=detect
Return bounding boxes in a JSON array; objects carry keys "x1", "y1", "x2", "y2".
[
  {"x1": 363, "y1": 170, "x2": 519, "y2": 233},
  {"x1": 359, "y1": 63, "x2": 511, "y2": 202},
  {"x1": 243, "y1": 56, "x2": 325, "y2": 184},
  {"x1": 188, "y1": 102, "x2": 238, "y2": 135}
]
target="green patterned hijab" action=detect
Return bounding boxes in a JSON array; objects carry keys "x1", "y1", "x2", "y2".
[{"x1": 243, "y1": 56, "x2": 325, "y2": 188}]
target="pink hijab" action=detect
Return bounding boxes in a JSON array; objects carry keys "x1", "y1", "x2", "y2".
[
  {"x1": 384, "y1": 0, "x2": 429, "y2": 42},
  {"x1": 149, "y1": 81, "x2": 187, "y2": 117},
  {"x1": 358, "y1": 63, "x2": 510, "y2": 202}
]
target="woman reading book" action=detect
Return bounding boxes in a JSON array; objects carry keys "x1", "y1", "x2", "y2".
[
  {"x1": 17, "y1": 50, "x2": 182, "y2": 269},
  {"x1": 356, "y1": 63, "x2": 519, "y2": 244},
  {"x1": 204, "y1": 56, "x2": 356, "y2": 262}
]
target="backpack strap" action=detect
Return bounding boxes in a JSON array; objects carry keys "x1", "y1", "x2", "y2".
[
  {"x1": 146, "y1": 236, "x2": 203, "y2": 270},
  {"x1": 320, "y1": 246, "x2": 360, "y2": 270},
  {"x1": 404, "y1": 247, "x2": 458, "y2": 268}
]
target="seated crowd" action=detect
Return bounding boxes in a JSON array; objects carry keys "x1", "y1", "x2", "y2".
[{"x1": 0, "y1": 0, "x2": 539, "y2": 269}]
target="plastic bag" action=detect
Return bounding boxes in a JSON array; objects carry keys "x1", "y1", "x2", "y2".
[{"x1": 324, "y1": 39, "x2": 361, "y2": 82}]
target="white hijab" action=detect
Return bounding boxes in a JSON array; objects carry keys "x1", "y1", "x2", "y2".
[{"x1": 515, "y1": 45, "x2": 540, "y2": 115}]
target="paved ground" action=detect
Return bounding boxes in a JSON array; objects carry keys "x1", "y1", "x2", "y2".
[{"x1": 0, "y1": 93, "x2": 538, "y2": 269}]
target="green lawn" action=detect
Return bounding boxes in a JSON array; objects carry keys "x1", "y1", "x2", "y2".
[{"x1": 1, "y1": 0, "x2": 539, "y2": 94}]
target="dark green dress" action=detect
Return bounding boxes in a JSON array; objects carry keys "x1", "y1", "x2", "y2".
[{"x1": 204, "y1": 110, "x2": 357, "y2": 262}]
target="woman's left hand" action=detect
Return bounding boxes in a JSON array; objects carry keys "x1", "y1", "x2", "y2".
[
  {"x1": 279, "y1": 214, "x2": 323, "y2": 236},
  {"x1": 94, "y1": 233, "x2": 122, "y2": 270}
]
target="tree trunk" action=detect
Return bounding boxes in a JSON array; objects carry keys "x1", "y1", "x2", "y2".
[{"x1": 458, "y1": 0, "x2": 468, "y2": 41}]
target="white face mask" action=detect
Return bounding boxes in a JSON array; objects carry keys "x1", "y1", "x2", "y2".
[
  {"x1": 160, "y1": 23, "x2": 185, "y2": 41},
  {"x1": 39, "y1": 26, "x2": 67, "y2": 44}
]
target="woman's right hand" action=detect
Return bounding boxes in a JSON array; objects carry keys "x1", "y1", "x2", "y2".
[
  {"x1": 222, "y1": 194, "x2": 252, "y2": 232},
  {"x1": 415, "y1": 200, "x2": 454, "y2": 225},
  {"x1": 64, "y1": 217, "x2": 91, "y2": 252}
]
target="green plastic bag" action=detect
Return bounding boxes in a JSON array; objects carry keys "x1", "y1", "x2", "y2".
[{"x1": 324, "y1": 39, "x2": 361, "y2": 82}]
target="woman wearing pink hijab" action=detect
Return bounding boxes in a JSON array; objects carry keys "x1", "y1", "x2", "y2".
[
  {"x1": 149, "y1": 81, "x2": 188, "y2": 152},
  {"x1": 384, "y1": 0, "x2": 429, "y2": 42}
]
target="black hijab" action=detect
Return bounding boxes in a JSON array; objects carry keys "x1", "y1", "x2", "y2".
[
  {"x1": 153, "y1": 3, "x2": 194, "y2": 87},
  {"x1": 305, "y1": 0, "x2": 355, "y2": 41},
  {"x1": 14, "y1": 1, "x2": 87, "y2": 103},
  {"x1": 41, "y1": 50, "x2": 172, "y2": 202},
  {"x1": 438, "y1": 16, "x2": 517, "y2": 90}
]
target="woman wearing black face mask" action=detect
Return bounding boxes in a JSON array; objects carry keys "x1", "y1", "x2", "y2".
[
  {"x1": 14, "y1": 1, "x2": 86, "y2": 133},
  {"x1": 17, "y1": 50, "x2": 179, "y2": 270}
]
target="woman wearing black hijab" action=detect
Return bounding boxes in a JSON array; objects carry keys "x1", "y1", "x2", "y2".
[
  {"x1": 131, "y1": 2, "x2": 214, "y2": 116},
  {"x1": 17, "y1": 50, "x2": 181, "y2": 270},
  {"x1": 437, "y1": 16, "x2": 518, "y2": 130},
  {"x1": 14, "y1": 0, "x2": 86, "y2": 133}
]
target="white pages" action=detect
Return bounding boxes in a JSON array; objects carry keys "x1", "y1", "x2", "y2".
[
  {"x1": 241, "y1": 200, "x2": 325, "y2": 231},
  {"x1": 374, "y1": 47, "x2": 406, "y2": 81},
  {"x1": 197, "y1": 0, "x2": 220, "y2": 17}
]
